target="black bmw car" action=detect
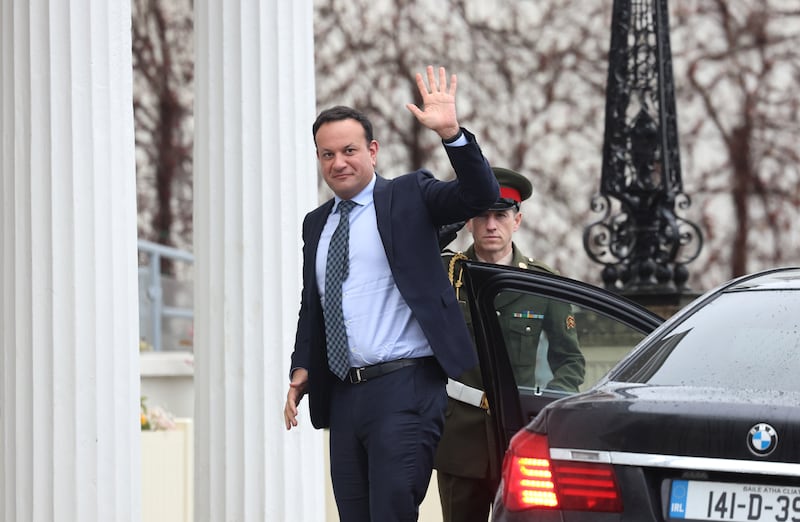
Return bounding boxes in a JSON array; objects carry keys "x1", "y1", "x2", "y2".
[{"x1": 460, "y1": 263, "x2": 800, "y2": 522}]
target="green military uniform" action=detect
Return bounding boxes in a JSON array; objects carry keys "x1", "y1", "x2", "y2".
[
  {"x1": 435, "y1": 243, "x2": 586, "y2": 522},
  {"x1": 434, "y1": 166, "x2": 586, "y2": 522}
]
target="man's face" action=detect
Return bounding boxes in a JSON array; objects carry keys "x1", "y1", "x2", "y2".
[
  {"x1": 467, "y1": 208, "x2": 522, "y2": 257},
  {"x1": 315, "y1": 119, "x2": 378, "y2": 200}
]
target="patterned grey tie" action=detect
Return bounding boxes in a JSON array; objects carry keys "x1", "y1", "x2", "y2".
[{"x1": 324, "y1": 199, "x2": 356, "y2": 380}]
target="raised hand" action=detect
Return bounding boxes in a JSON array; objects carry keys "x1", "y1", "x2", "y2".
[{"x1": 406, "y1": 65, "x2": 461, "y2": 141}]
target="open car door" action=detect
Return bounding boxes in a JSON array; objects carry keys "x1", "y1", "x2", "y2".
[{"x1": 459, "y1": 261, "x2": 664, "y2": 465}]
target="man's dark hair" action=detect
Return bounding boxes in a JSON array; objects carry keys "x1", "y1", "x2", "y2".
[{"x1": 312, "y1": 105, "x2": 374, "y2": 146}]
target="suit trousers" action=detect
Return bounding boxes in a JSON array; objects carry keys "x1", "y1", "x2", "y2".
[{"x1": 329, "y1": 359, "x2": 447, "y2": 522}]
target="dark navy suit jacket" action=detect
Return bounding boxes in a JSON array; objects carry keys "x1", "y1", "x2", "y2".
[{"x1": 290, "y1": 129, "x2": 498, "y2": 429}]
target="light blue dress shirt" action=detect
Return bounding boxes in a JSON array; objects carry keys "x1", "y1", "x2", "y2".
[{"x1": 316, "y1": 174, "x2": 434, "y2": 368}]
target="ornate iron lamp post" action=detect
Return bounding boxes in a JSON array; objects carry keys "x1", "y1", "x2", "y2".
[{"x1": 584, "y1": 0, "x2": 702, "y2": 302}]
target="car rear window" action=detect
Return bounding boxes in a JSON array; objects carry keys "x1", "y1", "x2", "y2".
[{"x1": 614, "y1": 289, "x2": 800, "y2": 391}]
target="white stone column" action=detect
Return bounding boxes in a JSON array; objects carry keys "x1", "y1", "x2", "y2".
[
  {"x1": 1, "y1": 1, "x2": 140, "y2": 522},
  {"x1": 193, "y1": 1, "x2": 326, "y2": 521}
]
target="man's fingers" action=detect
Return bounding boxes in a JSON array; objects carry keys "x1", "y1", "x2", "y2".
[
  {"x1": 414, "y1": 72, "x2": 425, "y2": 93},
  {"x1": 426, "y1": 65, "x2": 436, "y2": 92},
  {"x1": 284, "y1": 381, "x2": 305, "y2": 430},
  {"x1": 415, "y1": 66, "x2": 455, "y2": 98},
  {"x1": 284, "y1": 397, "x2": 299, "y2": 429}
]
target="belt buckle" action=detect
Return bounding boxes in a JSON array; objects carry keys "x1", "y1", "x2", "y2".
[{"x1": 349, "y1": 367, "x2": 366, "y2": 384}]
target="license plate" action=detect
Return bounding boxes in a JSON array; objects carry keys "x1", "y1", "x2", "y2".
[{"x1": 669, "y1": 480, "x2": 800, "y2": 521}]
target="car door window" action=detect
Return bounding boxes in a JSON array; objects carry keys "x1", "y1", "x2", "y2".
[
  {"x1": 494, "y1": 290, "x2": 650, "y2": 395},
  {"x1": 462, "y1": 262, "x2": 662, "y2": 447}
]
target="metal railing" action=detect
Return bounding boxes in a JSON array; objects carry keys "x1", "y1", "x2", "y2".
[{"x1": 138, "y1": 239, "x2": 194, "y2": 352}]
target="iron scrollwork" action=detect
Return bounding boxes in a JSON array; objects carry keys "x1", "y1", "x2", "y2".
[{"x1": 583, "y1": 0, "x2": 702, "y2": 294}]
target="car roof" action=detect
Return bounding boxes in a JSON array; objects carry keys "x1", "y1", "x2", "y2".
[{"x1": 726, "y1": 266, "x2": 800, "y2": 292}]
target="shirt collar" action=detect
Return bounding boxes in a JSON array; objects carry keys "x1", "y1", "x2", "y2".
[{"x1": 333, "y1": 173, "x2": 376, "y2": 211}]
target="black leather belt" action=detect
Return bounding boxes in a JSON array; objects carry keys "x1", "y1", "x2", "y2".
[{"x1": 347, "y1": 357, "x2": 434, "y2": 384}]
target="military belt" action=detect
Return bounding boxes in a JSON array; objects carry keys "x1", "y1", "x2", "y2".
[{"x1": 446, "y1": 378, "x2": 489, "y2": 410}]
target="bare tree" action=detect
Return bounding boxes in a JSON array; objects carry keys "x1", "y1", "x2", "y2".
[
  {"x1": 132, "y1": 0, "x2": 194, "y2": 270},
  {"x1": 313, "y1": 0, "x2": 800, "y2": 291},
  {"x1": 314, "y1": 0, "x2": 632, "y2": 282},
  {"x1": 672, "y1": 0, "x2": 800, "y2": 281},
  {"x1": 132, "y1": 0, "x2": 800, "y2": 289}
]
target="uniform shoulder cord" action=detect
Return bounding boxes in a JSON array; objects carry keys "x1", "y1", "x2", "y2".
[{"x1": 447, "y1": 252, "x2": 469, "y2": 300}]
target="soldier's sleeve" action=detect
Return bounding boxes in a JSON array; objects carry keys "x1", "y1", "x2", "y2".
[{"x1": 543, "y1": 299, "x2": 586, "y2": 392}]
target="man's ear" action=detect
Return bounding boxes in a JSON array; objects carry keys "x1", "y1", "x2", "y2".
[
  {"x1": 512, "y1": 211, "x2": 522, "y2": 232},
  {"x1": 369, "y1": 139, "x2": 379, "y2": 166}
]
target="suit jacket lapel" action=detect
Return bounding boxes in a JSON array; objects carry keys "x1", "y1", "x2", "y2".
[{"x1": 308, "y1": 199, "x2": 335, "y2": 289}]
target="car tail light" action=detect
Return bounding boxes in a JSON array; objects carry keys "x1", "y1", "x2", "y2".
[{"x1": 501, "y1": 429, "x2": 623, "y2": 513}]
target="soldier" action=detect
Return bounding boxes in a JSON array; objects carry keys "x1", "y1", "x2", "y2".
[{"x1": 435, "y1": 167, "x2": 586, "y2": 522}]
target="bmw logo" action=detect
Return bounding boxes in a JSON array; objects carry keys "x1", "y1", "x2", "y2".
[{"x1": 747, "y1": 423, "x2": 778, "y2": 456}]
